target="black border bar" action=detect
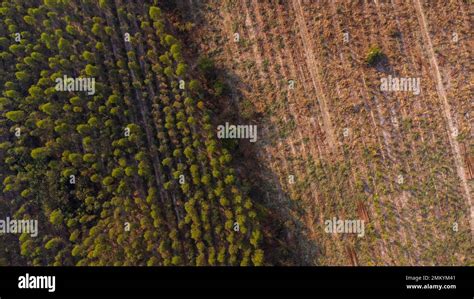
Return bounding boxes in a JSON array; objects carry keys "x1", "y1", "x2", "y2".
[{"x1": 0, "y1": 266, "x2": 471, "y2": 298}]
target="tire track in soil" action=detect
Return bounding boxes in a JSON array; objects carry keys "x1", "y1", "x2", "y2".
[
  {"x1": 273, "y1": 1, "x2": 328, "y2": 162},
  {"x1": 413, "y1": 0, "x2": 473, "y2": 236},
  {"x1": 263, "y1": 0, "x2": 329, "y2": 250},
  {"x1": 291, "y1": 0, "x2": 338, "y2": 153},
  {"x1": 251, "y1": 2, "x2": 317, "y2": 177},
  {"x1": 295, "y1": 1, "x2": 362, "y2": 265},
  {"x1": 384, "y1": 0, "x2": 457, "y2": 264},
  {"x1": 277, "y1": 2, "x2": 348, "y2": 263},
  {"x1": 387, "y1": 0, "x2": 449, "y2": 264},
  {"x1": 287, "y1": 1, "x2": 363, "y2": 264}
]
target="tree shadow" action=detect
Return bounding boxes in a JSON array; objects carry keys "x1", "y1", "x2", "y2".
[
  {"x1": 171, "y1": 1, "x2": 322, "y2": 266},
  {"x1": 206, "y1": 66, "x2": 322, "y2": 265}
]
